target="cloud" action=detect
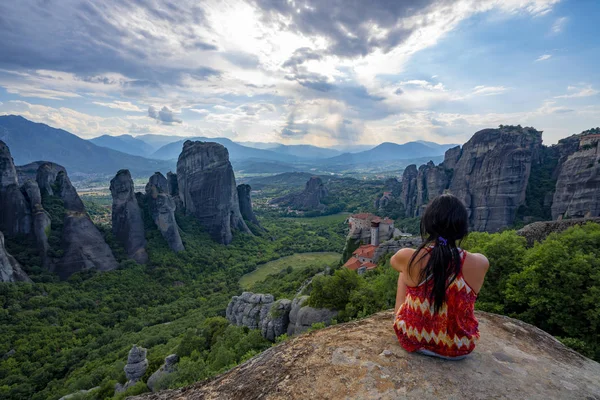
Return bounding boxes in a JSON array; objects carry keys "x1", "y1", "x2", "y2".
[
  {"x1": 470, "y1": 85, "x2": 508, "y2": 96},
  {"x1": 554, "y1": 85, "x2": 599, "y2": 99},
  {"x1": 148, "y1": 105, "x2": 182, "y2": 124},
  {"x1": 93, "y1": 101, "x2": 144, "y2": 112},
  {"x1": 551, "y1": 17, "x2": 568, "y2": 34},
  {"x1": 535, "y1": 54, "x2": 552, "y2": 62}
]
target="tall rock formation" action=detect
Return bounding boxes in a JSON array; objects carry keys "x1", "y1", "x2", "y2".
[
  {"x1": 145, "y1": 172, "x2": 184, "y2": 252},
  {"x1": 177, "y1": 141, "x2": 251, "y2": 244},
  {"x1": 270, "y1": 176, "x2": 329, "y2": 211},
  {"x1": 551, "y1": 132, "x2": 600, "y2": 219},
  {"x1": 21, "y1": 180, "x2": 51, "y2": 267},
  {"x1": 36, "y1": 162, "x2": 66, "y2": 197},
  {"x1": 400, "y1": 126, "x2": 543, "y2": 232},
  {"x1": 0, "y1": 231, "x2": 31, "y2": 283},
  {"x1": 116, "y1": 345, "x2": 149, "y2": 394},
  {"x1": 0, "y1": 141, "x2": 32, "y2": 236},
  {"x1": 110, "y1": 170, "x2": 148, "y2": 264},
  {"x1": 54, "y1": 170, "x2": 119, "y2": 279},
  {"x1": 237, "y1": 184, "x2": 260, "y2": 226},
  {"x1": 133, "y1": 310, "x2": 600, "y2": 400}
]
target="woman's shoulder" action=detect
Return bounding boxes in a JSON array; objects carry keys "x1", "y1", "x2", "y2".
[
  {"x1": 390, "y1": 247, "x2": 417, "y2": 272},
  {"x1": 463, "y1": 250, "x2": 490, "y2": 271}
]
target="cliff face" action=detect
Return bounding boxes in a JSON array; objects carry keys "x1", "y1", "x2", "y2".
[
  {"x1": 236, "y1": 184, "x2": 260, "y2": 226},
  {"x1": 133, "y1": 310, "x2": 600, "y2": 400},
  {"x1": 145, "y1": 172, "x2": 184, "y2": 252},
  {"x1": 110, "y1": 170, "x2": 148, "y2": 264},
  {"x1": 0, "y1": 231, "x2": 31, "y2": 283},
  {"x1": 517, "y1": 217, "x2": 600, "y2": 246},
  {"x1": 177, "y1": 141, "x2": 250, "y2": 244},
  {"x1": 551, "y1": 138, "x2": 600, "y2": 219},
  {"x1": 0, "y1": 141, "x2": 32, "y2": 237},
  {"x1": 270, "y1": 176, "x2": 329, "y2": 211},
  {"x1": 401, "y1": 127, "x2": 543, "y2": 232}
]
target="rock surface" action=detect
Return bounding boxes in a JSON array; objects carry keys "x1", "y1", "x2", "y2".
[
  {"x1": 226, "y1": 292, "x2": 337, "y2": 341},
  {"x1": 0, "y1": 141, "x2": 32, "y2": 236},
  {"x1": 270, "y1": 176, "x2": 329, "y2": 211},
  {"x1": 401, "y1": 126, "x2": 543, "y2": 232},
  {"x1": 177, "y1": 141, "x2": 250, "y2": 244},
  {"x1": 551, "y1": 137, "x2": 600, "y2": 219},
  {"x1": 517, "y1": 217, "x2": 600, "y2": 246},
  {"x1": 237, "y1": 184, "x2": 260, "y2": 226},
  {"x1": 35, "y1": 162, "x2": 66, "y2": 196},
  {"x1": 131, "y1": 310, "x2": 600, "y2": 400},
  {"x1": 146, "y1": 172, "x2": 184, "y2": 252},
  {"x1": 21, "y1": 180, "x2": 51, "y2": 267},
  {"x1": 147, "y1": 354, "x2": 179, "y2": 392},
  {"x1": 125, "y1": 345, "x2": 149, "y2": 381},
  {"x1": 373, "y1": 237, "x2": 423, "y2": 263},
  {"x1": 53, "y1": 170, "x2": 118, "y2": 279},
  {"x1": 110, "y1": 169, "x2": 148, "y2": 264},
  {"x1": 0, "y1": 231, "x2": 31, "y2": 283}
]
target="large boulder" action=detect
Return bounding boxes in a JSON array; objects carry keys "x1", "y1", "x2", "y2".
[
  {"x1": 132, "y1": 310, "x2": 600, "y2": 400},
  {"x1": 177, "y1": 141, "x2": 251, "y2": 244},
  {"x1": 0, "y1": 231, "x2": 31, "y2": 283},
  {"x1": 116, "y1": 345, "x2": 149, "y2": 394},
  {"x1": 270, "y1": 177, "x2": 329, "y2": 211},
  {"x1": 287, "y1": 296, "x2": 338, "y2": 336},
  {"x1": 110, "y1": 170, "x2": 148, "y2": 264},
  {"x1": 146, "y1": 172, "x2": 184, "y2": 252},
  {"x1": 236, "y1": 184, "x2": 260, "y2": 226},
  {"x1": 147, "y1": 354, "x2": 179, "y2": 392},
  {"x1": 517, "y1": 218, "x2": 600, "y2": 246}
]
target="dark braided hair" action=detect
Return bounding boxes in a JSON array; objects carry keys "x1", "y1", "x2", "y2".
[{"x1": 408, "y1": 194, "x2": 469, "y2": 313}]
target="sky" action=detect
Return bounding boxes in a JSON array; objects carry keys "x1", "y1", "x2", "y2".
[{"x1": 0, "y1": 0, "x2": 598, "y2": 147}]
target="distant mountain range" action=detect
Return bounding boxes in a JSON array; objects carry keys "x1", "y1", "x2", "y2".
[
  {"x1": 0, "y1": 115, "x2": 458, "y2": 179},
  {"x1": 0, "y1": 115, "x2": 173, "y2": 178}
]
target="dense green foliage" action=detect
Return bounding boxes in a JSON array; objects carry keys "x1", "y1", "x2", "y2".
[
  {"x1": 308, "y1": 224, "x2": 600, "y2": 361},
  {"x1": 0, "y1": 208, "x2": 347, "y2": 400}
]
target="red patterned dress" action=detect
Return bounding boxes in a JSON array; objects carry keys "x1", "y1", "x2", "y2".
[{"x1": 393, "y1": 250, "x2": 479, "y2": 358}]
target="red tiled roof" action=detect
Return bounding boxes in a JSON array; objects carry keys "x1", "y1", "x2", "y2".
[
  {"x1": 353, "y1": 244, "x2": 377, "y2": 259},
  {"x1": 383, "y1": 217, "x2": 394, "y2": 224},
  {"x1": 372, "y1": 217, "x2": 382, "y2": 224},
  {"x1": 343, "y1": 258, "x2": 362, "y2": 271},
  {"x1": 364, "y1": 262, "x2": 377, "y2": 270}
]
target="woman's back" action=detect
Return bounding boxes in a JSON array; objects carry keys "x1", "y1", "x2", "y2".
[{"x1": 393, "y1": 247, "x2": 486, "y2": 358}]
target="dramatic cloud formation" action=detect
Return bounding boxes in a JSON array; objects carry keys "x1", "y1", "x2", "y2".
[{"x1": 0, "y1": 0, "x2": 598, "y2": 145}]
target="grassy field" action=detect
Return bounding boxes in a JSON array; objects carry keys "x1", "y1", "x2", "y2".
[
  {"x1": 281, "y1": 212, "x2": 350, "y2": 223},
  {"x1": 239, "y1": 252, "x2": 341, "y2": 289}
]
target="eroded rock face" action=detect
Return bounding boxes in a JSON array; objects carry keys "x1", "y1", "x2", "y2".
[
  {"x1": 35, "y1": 162, "x2": 66, "y2": 197},
  {"x1": 0, "y1": 141, "x2": 32, "y2": 237},
  {"x1": 133, "y1": 310, "x2": 600, "y2": 400},
  {"x1": 400, "y1": 127, "x2": 543, "y2": 232},
  {"x1": 237, "y1": 184, "x2": 260, "y2": 226},
  {"x1": 110, "y1": 170, "x2": 148, "y2": 264},
  {"x1": 146, "y1": 172, "x2": 184, "y2": 252},
  {"x1": 0, "y1": 231, "x2": 31, "y2": 283},
  {"x1": 54, "y1": 170, "x2": 118, "y2": 279},
  {"x1": 21, "y1": 180, "x2": 51, "y2": 267},
  {"x1": 270, "y1": 177, "x2": 329, "y2": 211},
  {"x1": 373, "y1": 237, "x2": 423, "y2": 263},
  {"x1": 287, "y1": 296, "x2": 338, "y2": 336},
  {"x1": 116, "y1": 345, "x2": 149, "y2": 394},
  {"x1": 147, "y1": 354, "x2": 179, "y2": 392},
  {"x1": 551, "y1": 139, "x2": 600, "y2": 219},
  {"x1": 177, "y1": 141, "x2": 250, "y2": 244},
  {"x1": 517, "y1": 218, "x2": 600, "y2": 246}
]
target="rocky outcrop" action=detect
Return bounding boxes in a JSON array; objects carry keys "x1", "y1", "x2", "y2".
[
  {"x1": 35, "y1": 162, "x2": 66, "y2": 197},
  {"x1": 132, "y1": 310, "x2": 600, "y2": 400},
  {"x1": 0, "y1": 231, "x2": 31, "y2": 283},
  {"x1": 551, "y1": 136, "x2": 600, "y2": 219},
  {"x1": 0, "y1": 141, "x2": 31, "y2": 237},
  {"x1": 110, "y1": 170, "x2": 148, "y2": 264},
  {"x1": 177, "y1": 141, "x2": 251, "y2": 244},
  {"x1": 401, "y1": 126, "x2": 543, "y2": 232},
  {"x1": 116, "y1": 345, "x2": 149, "y2": 393},
  {"x1": 226, "y1": 292, "x2": 337, "y2": 341},
  {"x1": 236, "y1": 184, "x2": 260, "y2": 226},
  {"x1": 270, "y1": 177, "x2": 329, "y2": 211},
  {"x1": 373, "y1": 237, "x2": 423, "y2": 263},
  {"x1": 226, "y1": 292, "x2": 292, "y2": 341},
  {"x1": 147, "y1": 354, "x2": 179, "y2": 392},
  {"x1": 286, "y1": 296, "x2": 338, "y2": 336},
  {"x1": 21, "y1": 180, "x2": 51, "y2": 267},
  {"x1": 517, "y1": 218, "x2": 600, "y2": 246},
  {"x1": 53, "y1": 170, "x2": 118, "y2": 279},
  {"x1": 146, "y1": 172, "x2": 184, "y2": 252}
]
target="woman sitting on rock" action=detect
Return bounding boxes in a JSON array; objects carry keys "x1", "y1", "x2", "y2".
[{"x1": 391, "y1": 194, "x2": 489, "y2": 360}]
